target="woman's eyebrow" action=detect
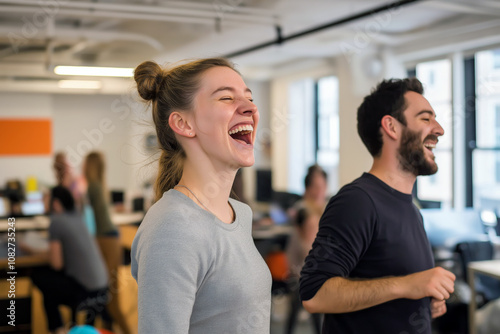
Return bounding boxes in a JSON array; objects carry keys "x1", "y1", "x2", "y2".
[{"x1": 211, "y1": 86, "x2": 252, "y2": 95}]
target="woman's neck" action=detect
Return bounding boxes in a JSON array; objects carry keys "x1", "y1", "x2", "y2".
[{"x1": 176, "y1": 160, "x2": 237, "y2": 224}]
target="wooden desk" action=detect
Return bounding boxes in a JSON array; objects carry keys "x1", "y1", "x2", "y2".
[
  {"x1": 111, "y1": 211, "x2": 144, "y2": 226},
  {"x1": 0, "y1": 216, "x2": 49, "y2": 232},
  {"x1": 468, "y1": 259, "x2": 500, "y2": 334},
  {"x1": 0, "y1": 212, "x2": 144, "y2": 232},
  {"x1": 0, "y1": 254, "x2": 48, "y2": 271}
]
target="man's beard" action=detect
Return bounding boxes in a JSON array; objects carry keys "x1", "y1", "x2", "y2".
[{"x1": 398, "y1": 126, "x2": 438, "y2": 176}]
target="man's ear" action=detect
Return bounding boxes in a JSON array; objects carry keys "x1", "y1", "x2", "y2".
[
  {"x1": 169, "y1": 112, "x2": 195, "y2": 138},
  {"x1": 380, "y1": 115, "x2": 399, "y2": 141}
]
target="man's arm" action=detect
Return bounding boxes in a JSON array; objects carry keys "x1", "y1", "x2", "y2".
[
  {"x1": 48, "y1": 240, "x2": 63, "y2": 270},
  {"x1": 303, "y1": 267, "x2": 455, "y2": 314},
  {"x1": 20, "y1": 240, "x2": 62, "y2": 270}
]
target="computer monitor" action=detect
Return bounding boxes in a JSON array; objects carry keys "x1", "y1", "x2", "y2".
[
  {"x1": 111, "y1": 190, "x2": 124, "y2": 204},
  {"x1": 21, "y1": 191, "x2": 45, "y2": 216},
  {"x1": 256, "y1": 169, "x2": 272, "y2": 202}
]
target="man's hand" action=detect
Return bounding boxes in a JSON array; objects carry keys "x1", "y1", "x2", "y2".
[
  {"x1": 430, "y1": 298, "x2": 447, "y2": 318},
  {"x1": 399, "y1": 267, "x2": 455, "y2": 301}
]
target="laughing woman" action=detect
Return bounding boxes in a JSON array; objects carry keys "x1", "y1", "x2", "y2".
[{"x1": 131, "y1": 58, "x2": 272, "y2": 333}]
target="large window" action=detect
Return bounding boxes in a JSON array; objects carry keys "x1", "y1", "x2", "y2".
[
  {"x1": 287, "y1": 75, "x2": 339, "y2": 195},
  {"x1": 415, "y1": 59, "x2": 453, "y2": 207},
  {"x1": 472, "y1": 48, "x2": 500, "y2": 209},
  {"x1": 316, "y1": 76, "x2": 340, "y2": 193}
]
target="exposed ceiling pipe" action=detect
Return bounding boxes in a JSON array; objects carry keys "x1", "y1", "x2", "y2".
[
  {"x1": 383, "y1": 18, "x2": 500, "y2": 45},
  {"x1": 0, "y1": 6, "x2": 215, "y2": 25},
  {"x1": 224, "y1": 0, "x2": 423, "y2": 58},
  {"x1": 0, "y1": 5, "x2": 274, "y2": 26},
  {"x1": 321, "y1": 17, "x2": 500, "y2": 48},
  {"x1": 0, "y1": 26, "x2": 164, "y2": 51},
  {"x1": 428, "y1": 0, "x2": 500, "y2": 16},
  {"x1": 44, "y1": 39, "x2": 55, "y2": 71},
  {"x1": 163, "y1": 0, "x2": 276, "y2": 16},
  {"x1": 0, "y1": 0, "x2": 276, "y2": 25}
]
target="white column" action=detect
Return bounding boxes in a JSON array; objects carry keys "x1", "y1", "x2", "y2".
[{"x1": 337, "y1": 55, "x2": 373, "y2": 187}]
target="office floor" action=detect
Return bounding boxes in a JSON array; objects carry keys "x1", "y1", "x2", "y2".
[{"x1": 270, "y1": 293, "x2": 318, "y2": 334}]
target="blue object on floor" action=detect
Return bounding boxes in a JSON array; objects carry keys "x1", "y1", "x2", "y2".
[{"x1": 68, "y1": 325, "x2": 99, "y2": 334}]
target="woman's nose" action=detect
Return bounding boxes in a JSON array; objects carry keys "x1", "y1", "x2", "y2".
[{"x1": 238, "y1": 98, "x2": 258, "y2": 115}]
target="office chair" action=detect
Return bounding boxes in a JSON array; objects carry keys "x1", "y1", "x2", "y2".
[{"x1": 455, "y1": 241, "x2": 500, "y2": 306}]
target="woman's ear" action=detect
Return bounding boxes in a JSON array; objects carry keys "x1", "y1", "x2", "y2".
[
  {"x1": 169, "y1": 112, "x2": 195, "y2": 138},
  {"x1": 380, "y1": 115, "x2": 399, "y2": 141}
]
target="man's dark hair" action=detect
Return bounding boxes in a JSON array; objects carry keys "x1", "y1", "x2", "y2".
[
  {"x1": 304, "y1": 164, "x2": 327, "y2": 189},
  {"x1": 51, "y1": 186, "x2": 75, "y2": 212},
  {"x1": 357, "y1": 78, "x2": 424, "y2": 157}
]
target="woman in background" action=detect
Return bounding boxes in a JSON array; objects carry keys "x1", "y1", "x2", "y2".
[
  {"x1": 50, "y1": 152, "x2": 83, "y2": 211},
  {"x1": 131, "y1": 58, "x2": 271, "y2": 333},
  {"x1": 83, "y1": 151, "x2": 132, "y2": 334},
  {"x1": 285, "y1": 165, "x2": 328, "y2": 334}
]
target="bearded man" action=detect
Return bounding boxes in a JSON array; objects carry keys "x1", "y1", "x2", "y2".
[{"x1": 300, "y1": 78, "x2": 455, "y2": 334}]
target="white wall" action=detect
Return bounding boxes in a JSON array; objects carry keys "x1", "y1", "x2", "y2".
[
  {"x1": 52, "y1": 94, "x2": 135, "y2": 190},
  {"x1": 0, "y1": 91, "x2": 140, "y2": 192}
]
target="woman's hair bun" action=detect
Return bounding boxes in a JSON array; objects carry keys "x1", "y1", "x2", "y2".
[{"x1": 134, "y1": 60, "x2": 163, "y2": 101}]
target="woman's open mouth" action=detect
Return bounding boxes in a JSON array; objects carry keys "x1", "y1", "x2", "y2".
[{"x1": 229, "y1": 124, "x2": 253, "y2": 145}]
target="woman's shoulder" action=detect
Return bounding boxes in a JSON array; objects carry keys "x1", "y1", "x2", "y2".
[{"x1": 138, "y1": 190, "x2": 209, "y2": 237}]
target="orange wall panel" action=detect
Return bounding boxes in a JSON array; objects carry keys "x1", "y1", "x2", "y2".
[{"x1": 0, "y1": 119, "x2": 52, "y2": 155}]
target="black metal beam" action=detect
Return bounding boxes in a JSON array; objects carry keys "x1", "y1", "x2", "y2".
[{"x1": 224, "y1": 0, "x2": 423, "y2": 58}]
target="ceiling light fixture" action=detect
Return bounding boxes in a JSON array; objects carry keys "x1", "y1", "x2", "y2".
[
  {"x1": 57, "y1": 80, "x2": 102, "y2": 89},
  {"x1": 54, "y1": 65, "x2": 134, "y2": 77}
]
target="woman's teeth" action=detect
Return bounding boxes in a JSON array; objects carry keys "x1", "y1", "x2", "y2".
[{"x1": 228, "y1": 125, "x2": 253, "y2": 135}]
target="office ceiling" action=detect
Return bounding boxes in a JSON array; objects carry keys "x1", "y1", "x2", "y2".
[{"x1": 0, "y1": 0, "x2": 499, "y2": 92}]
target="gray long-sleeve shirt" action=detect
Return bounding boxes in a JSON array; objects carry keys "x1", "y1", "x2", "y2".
[{"x1": 131, "y1": 189, "x2": 272, "y2": 333}]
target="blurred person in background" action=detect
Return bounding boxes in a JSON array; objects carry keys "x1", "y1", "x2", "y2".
[
  {"x1": 294, "y1": 165, "x2": 328, "y2": 215},
  {"x1": 51, "y1": 152, "x2": 83, "y2": 211},
  {"x1": 83, "y1": 151, "x2": 132, "y2": 334},
  {"x1": 285, "y1": 165, "x2": 327, "y2": 334},
  {"x1": 24, "y1": 186, "x2": 108, "y2": 334}
]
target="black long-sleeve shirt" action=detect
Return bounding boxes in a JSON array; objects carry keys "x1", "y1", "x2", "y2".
[{"x1": 300, "y1": 173, "x2": 434, "y2": 334}]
